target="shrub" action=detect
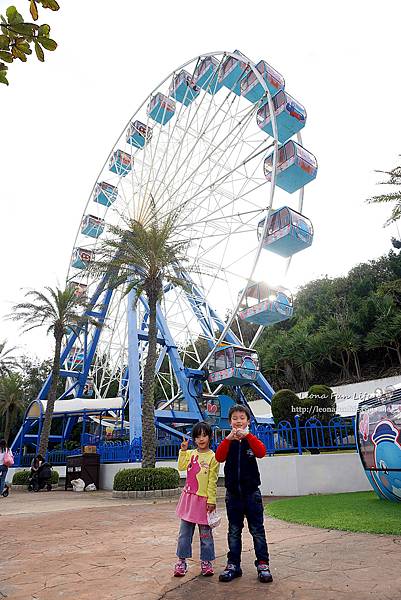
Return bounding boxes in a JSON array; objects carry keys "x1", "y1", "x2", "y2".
[
  {"x1": 113, "y1": 467, "x2": 179, "y2": 491},
  {"x1": 12, "y1": 469, "x2": 59, "y2": 485},
  {"x1": 306, "y1": 384, "x2": 336, "y2": 425},
  {"x1": 271, "y1": 388, "x2": 303, "y2": 425}
]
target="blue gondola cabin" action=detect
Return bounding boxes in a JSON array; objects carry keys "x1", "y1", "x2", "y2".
[
  {"x1": 257, "y1": 207, "x2": 313, "y2": 257},
  {"x1": 193, "y1": 57, "x2": 223, "y2": 94},
  {"x1": 81, "y1": 214, "x2": 105, "y2": 238},
  {"x1": 126, "y1": 120, "x2": 153, "y2": 149},
  {"x1": 169, "y1": 70, "x2": 200, "y2": 106},
  {"x1": 94, "y1": 182, "x2": 118, "y2": 207},
  {"x1": 241, "y1": 59, "x2": 285, "y2": 103},
  {"x1": 238, "y1": 282, "x2": 293, "y2": 326},
  {"x1": 71, "y1": 247, "x2": 94, "y2": 270},
  {"x1": 257, "y1": 90, "x2": 306, "y2": 143},
  {"x1": 207, "y1": 345, "x2": 259, "y2": 386},
  {"x1": 264, "y1": 141, "x2": 318, "y2": 194},
  {"x1": 147, "y1": 93, "x2": 176, "y2": 125},
  {"x1": 109, "y1": 150, "x2": 133, "y2": 176},
  {"x1": 218, "y1": 50, "x2": 249, "y2": 95},
  {"x1": 67, "y1": 347, "x2": 84, "y2": 370}
]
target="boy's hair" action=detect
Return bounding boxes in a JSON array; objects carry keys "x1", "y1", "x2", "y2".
[
  {"x1": 228, "y1": 404, "x2": 251, "y2": 421},
  {"x1": 192, "y1": 421, "x2": 212, "y2": 443}
]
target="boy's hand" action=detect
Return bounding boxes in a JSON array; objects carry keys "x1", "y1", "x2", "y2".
[
  {"x1": 207, "y1": 503, "x2": 216, "y2": 513},
  {"x1": 235, "y1": 428, "x2": 247, "y2": 439},
  {"x1": 180, "y1": 438, "x2": 189, "y2": 451},
  {"x1": 226, "y1": 429, "x2": 237, "y2": 441}
]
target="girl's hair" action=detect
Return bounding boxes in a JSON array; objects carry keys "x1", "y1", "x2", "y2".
[
  {"x1": 192, "y1": 421, "x2": 212, "y2": 446},
  {"x1": 0, "y1": 439, "x2": 7, "y2": 452},
  {"x1": 36, "y1": 454, "x2": 44, "y2": 462}
]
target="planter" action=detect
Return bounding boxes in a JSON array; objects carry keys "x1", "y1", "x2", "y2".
[
  {"x1": 11, "y1": 484, "x2": 59, "y2": 492},
  {"x1": 112, "y1": 488, "x2": 180, "y2": 499}
]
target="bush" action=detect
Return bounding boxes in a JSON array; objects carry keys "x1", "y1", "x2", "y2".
[
  {"x1": 271, "y1": 388, "x2": 302, "y2": 425},
  {"x1": 12, "y1": 469, "x2": 59, "y2": 485},
  {"x1": 306, "y1": 384, "x2": 336, "y2": 424},
  {"x1": 113, "y1": 467, "x2": 179, "y2": 491}
]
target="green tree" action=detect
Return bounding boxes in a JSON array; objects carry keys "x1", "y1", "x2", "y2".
[
  {"x1": 0, "y1": 1, "x2": 59, "y2": 85},
  {"x1": 91, "y1": 212, "x2": 189, "y2": 468},
  {"x1": 365, "y1": 296, "x2": 401, "y2": 365},
  {"x1": 270, "y1": 388, "x2": 302, "y2": 425},
  {"x1": 0, "y1": 372, "x2": 26, "y2": 443},
  {"x1": 7, "y1": 285, "x2": 86, "y2": 455},
  {"x1": 367, "y1": 160, "x2": 401, "y2": 226},
  {"x1": 0, "y1": 339, "x2": 19, "y2": 376}
]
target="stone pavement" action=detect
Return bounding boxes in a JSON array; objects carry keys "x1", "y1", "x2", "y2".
[{"x1": 1, "y1": 490, "x2": 401, "y2": 600}]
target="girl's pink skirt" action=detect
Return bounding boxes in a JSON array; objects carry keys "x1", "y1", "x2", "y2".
[{"x1": 176, "y1": 489, "x2": 208, "y2": 525}]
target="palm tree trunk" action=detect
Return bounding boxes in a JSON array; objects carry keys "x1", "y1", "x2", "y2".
[
  {"x1": 39, "y1": 328, "x2": 63, "y2": 456},
  {"x1": 3, "y1": 408, "x2": 10, "y2": 445},
  {"x1": 141, "y1": 285, "x2": 159, "y2": 468}
]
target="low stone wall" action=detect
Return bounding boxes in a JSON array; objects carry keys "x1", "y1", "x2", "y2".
[{"x1": 112, "y1": 488, "x2": 180, "y2": 499}]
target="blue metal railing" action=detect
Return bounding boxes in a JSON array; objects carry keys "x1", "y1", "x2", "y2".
[{"x1": 12, "y1": 416, "x2": 356, "y2": 466}]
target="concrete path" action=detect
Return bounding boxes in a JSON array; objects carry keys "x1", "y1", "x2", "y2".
[{"x1": 0, "y1": 490, "x2": 400, "y2": 600}]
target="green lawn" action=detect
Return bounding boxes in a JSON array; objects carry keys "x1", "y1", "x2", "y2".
[{"x1": 266, "y1": 491, "x2": 401, "y2": 535}]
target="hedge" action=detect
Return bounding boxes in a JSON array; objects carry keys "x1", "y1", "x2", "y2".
[
  {"x1": 113, "y1": 467, "x2": 179, "y2": 491},
  {"x1": 12, "y1": 469, "x2": 60, "y2": 485}
]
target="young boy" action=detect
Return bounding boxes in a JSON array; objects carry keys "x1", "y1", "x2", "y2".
[{"x1": 215, "y1": 404, "x2": 272, "y2": 583}]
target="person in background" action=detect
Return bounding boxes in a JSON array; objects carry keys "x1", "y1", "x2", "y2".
[{"x1": 0, "y1": 439, "x2": 13, "y2": 497}]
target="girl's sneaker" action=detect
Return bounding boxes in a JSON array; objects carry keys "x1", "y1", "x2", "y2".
[
  {"x1": 201, "y1": 561, "x2": 214, "y2": 576},
  {"x1": 173, "y1": 559, "x2": 187, "y2": 577}
]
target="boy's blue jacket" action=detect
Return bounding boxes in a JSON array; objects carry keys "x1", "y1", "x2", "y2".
[{"x1": 215, "y1": 433, "x2": 266, "y2": 495}]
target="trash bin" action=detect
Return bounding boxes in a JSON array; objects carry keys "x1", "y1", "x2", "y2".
[{"x1": 65, "y1": 453, "x2": 100, "y2": 490}]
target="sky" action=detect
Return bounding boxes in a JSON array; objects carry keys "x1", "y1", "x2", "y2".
[{"x1": 1, "y1": 0, "x2": 401, "y2": 360}]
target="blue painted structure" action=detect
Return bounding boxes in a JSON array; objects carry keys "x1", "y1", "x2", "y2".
[
  {"x1": 240, "y1": 59, "x2": 284, "y2": 103},
  {"x1": 147, "y1": 93, "x2": 176, "y2": 125},
  {"x1": 218, "y1": 50, "x2": 249, "y2": 95},
  {"x1": 71, "y1": 247, "x2": 94, "y2": 270},
  {"x1": 193, "y1": 56, "x2": 223, "y2": 94},
  {"x1": 356, "y1": 388, "x2": 401, "y2": 502},
  {"x1": 109, "y1": 150, "x2": 133, "y2": 176},
  {"x1": 238, "y1": 281, "x2": 293, "y2": 326},
  {"x1": 257, "y1": 207, "x2": 313, "y2": 258},
  {"x1": 126, "y1": 120, "x2": 152, "y2": 149},
  {"x1": 81, "y1": 214, "x2": 105, "y2": 238},
  {"x1": 264, "y1": 140, "x2": 318, "y2": 194},
  {"x1": 94, "y1": 182, "x2": 118, "y2": 207},
  {"x1": 169, "y1": 70, "x2": 200, "y2": 106},
  {"x1": 257, "y1": 90, "x2": 306, "y2": 143}
]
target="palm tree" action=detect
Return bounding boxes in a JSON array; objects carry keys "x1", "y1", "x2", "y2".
[
  {"x1": 367, "y1": 161, "x2": 401, "y2": 227},
  {"x1": 91, "y1": 212, "x2": 189, "y2": 468},
  {"x1": 0, "y1": 373, "x2": 26, "y2": 444},
  {"x1": 0, "y1": 340, "x2": 19, "y2": 376},
  {"x1": 7, "y1": 285, "x2": 86, "y2": 455}
]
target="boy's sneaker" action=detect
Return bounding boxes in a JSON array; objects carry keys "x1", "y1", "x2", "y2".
[
  {"x1": 173, "y1": 559, "x2": 187, "y2": 577},
  {"x1": 219, "y1": 563, "x2": 242, "y2": 582},
  {"x1": 257, "y1": 561, "x2": 273, "y2": 583},
  {"x1": 201, "y1": 560, "x2": 214, "y2": 576}
]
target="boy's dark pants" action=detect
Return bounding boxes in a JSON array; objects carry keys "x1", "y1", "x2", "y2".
[{"x1": 225, "y1": 488, "x2": 269, "y2": 567}]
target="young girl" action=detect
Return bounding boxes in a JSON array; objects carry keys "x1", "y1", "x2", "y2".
[{"x1": 174, "y1": 421, "x2": 219, "y2": 577}]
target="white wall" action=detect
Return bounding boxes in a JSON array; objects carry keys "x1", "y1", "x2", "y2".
[
  {"x1": 99, "y1": 453, "x2": 371, "y2": 495},
  {"x1": 258, "y1": 452, "x2": 371, "y2": 496}
]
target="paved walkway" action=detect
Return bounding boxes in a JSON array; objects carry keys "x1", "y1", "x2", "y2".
[{"x1": 1, "y1": 490, "x2": 400, "y2": 600}]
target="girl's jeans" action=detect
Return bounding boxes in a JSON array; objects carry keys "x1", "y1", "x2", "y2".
[
  {"x1": 0, "y1": 465, "x2": 8, "y2": 494},
  {"x1": 176, "y1": 519, "x2": 215, "y2": 561}
]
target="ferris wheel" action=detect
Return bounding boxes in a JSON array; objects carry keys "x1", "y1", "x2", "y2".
[{"x1": 45, "y1": 51, "x2": 318, "y2": 438}]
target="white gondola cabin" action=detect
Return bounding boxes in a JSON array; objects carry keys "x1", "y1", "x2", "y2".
[
  {"x1": 81, "y1": 214, "x2": 105, "y2": 238},
  {"x1": 257, "y1": 207, "x2": 313, "y2": 257},
  {"x1": 207, "y1": 345, "x2": 259, "y2": 386},
  {"x1": 169, "y1": 70, "x2": 200, "y2": 106},
  {"x1": 109, "y1": 150, "x2": 133, "y2": 176},
  {"x1": 71, "y1": 247, "x2": 94, "y2": 270},
  {"x1": 94, "y1": 182, "x2": 118, "y2": 207},
  {"x1": 218, "y1": 50, "x2": 249, "y2": 95},
  {"x1": 256, "y1": 90, "x2": 306, "y2": 143},
  {"x1": 264, "y1": 141, "x2": 317, "y2": 194},
  {"x1": 238, "y1": 282, "x2": 293, "y2": 326},
  {"x1": 147, "y1": 93, "x2": 176, "y2": 125},
  {"x1": 240, "y1": 59, "x2": 284, "y2": 103},
  {"x1": 126, "y1": 120, "x2": 153, "y2": 149},
  {"x1": 193, "y1": 57, "x2": 223, "y2": 94}
]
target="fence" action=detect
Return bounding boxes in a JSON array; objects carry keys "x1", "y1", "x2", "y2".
[{"x1": 13, "y1": 416, "x2": 356, "y2": 467}]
